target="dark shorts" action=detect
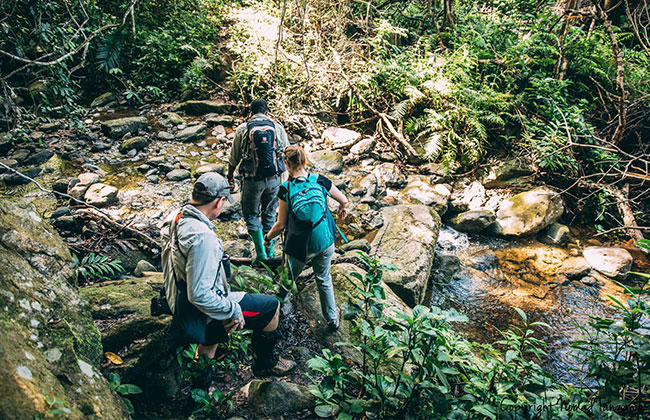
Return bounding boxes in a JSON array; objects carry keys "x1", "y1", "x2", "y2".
[{"x1": 204, "y1": 294, "x2": 279, "y2": 345}]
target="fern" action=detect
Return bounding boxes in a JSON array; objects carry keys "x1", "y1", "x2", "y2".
[{"x1": 73, "y1": 252, "x2": 124, "y2": 283}]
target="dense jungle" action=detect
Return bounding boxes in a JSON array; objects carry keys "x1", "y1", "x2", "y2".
[{"x1": 1, "y1": 0, "x2": 650, "y2": 419}]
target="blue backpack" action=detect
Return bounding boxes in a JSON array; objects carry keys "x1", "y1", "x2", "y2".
[{"x1": 284, "y1": 174, "x2": 336, "y2": 261}]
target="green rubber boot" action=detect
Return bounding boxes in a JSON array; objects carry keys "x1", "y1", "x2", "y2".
[
  {"x1": 264, "y1": 236, "x2": 274, "y2": 258},
  {"x1": 250, "y1": 230, "x2": 268, "y2": 264}
]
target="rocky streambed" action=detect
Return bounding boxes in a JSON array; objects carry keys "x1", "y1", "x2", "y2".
[{"x1": 1, "y1": 98, "x2": 649, "y2": 417}]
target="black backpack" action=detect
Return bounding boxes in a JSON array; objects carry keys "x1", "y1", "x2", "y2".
[{"x1": 241, "y1": 119, "x2": 286, "y2": 179}]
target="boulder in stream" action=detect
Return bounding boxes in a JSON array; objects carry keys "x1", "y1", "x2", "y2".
[
  {"x1": 100, "y1": 116, "x2": 148, "y2": 139},
  {"x1": 175, "y1": 100, "x2": 238, "y2": 115},
  {"x1": 84, "y1": 183, "x2": 119, "y2": 207},
  {"x1": 583, "y1": 247, "x2": 633, "y2": 279},
  {"x1": 371, "y1": 204, "x2": 441, "y2": 306},
  {"x1": 490, "y1": 187, "x2": 563, "y2": 237},
  {"x1": 309, "y1": 150, "x2": 344, "y2": 174},
  {"x1": 118, "y1": 136, "x2": 148, "y2": 154},
  {"x1": 175, "y1": 123, "x2": 207, "y2": 142},
  {"x1": 321, "y1": 126, "x2": 362, "y2": 149},
  {"x1": 0, "y1": 199, "x2": 128, "y2": 419},
  {"x1": 448, "y1": 209, "x2": 496, "y2": 233}
]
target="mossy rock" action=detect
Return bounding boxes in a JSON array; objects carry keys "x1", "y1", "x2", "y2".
[
  {"x1": 100, "y1": 116, "x2": 148, "y2": 139},
  {"x1": 490, "y1": 187, "x2": 563, "y2": 237}
]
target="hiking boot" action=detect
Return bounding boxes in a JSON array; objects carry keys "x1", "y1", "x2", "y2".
[
  {"x1": 253, "y1": 356, "x2": 297, "y2": 377},
  {"x1": 327, "y1": 306, "x2": 340, "y2": 332},
  {"x1": 250, "y1": 230, "x2": 268, "y2": 264}
]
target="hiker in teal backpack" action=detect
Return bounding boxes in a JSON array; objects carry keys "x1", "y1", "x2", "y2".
[
  {"x1": 228, "y1": 98, "x2": 289, "y2": 263},
  {"x1": 264, "y1": 145, "x2": 348, "y2": 331}
]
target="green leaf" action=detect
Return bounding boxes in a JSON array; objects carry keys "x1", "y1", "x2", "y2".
[
  {"x1": 472, "y1": 404, "x2": 497, "y2": 419},
  {"x1": 315, "y1": 404, "x2": 337, "y2": 418},
  {"x1": 512, "y1": 307, "x2": 527, "y2": 323}
]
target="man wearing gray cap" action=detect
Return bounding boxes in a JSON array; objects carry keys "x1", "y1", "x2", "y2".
[
  {"x1": 227, "y1": 98, "x2": 288, "y2": 263},
  {"x1": 162, "y1": 172, "x2": 296, "y2": 379}
]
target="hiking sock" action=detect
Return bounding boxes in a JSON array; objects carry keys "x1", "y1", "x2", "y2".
[{"x1": 250, "y1": 230, "x2": 268, "y2": 264}]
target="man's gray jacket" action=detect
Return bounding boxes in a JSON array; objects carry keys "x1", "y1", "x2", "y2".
[{"x1": 161, "y1": 205, "x2": 244, "y2": 321}]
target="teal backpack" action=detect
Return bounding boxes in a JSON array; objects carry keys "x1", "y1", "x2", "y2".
[{"x1": 283, "y1": 174, "x2": 336, "y2": 261}]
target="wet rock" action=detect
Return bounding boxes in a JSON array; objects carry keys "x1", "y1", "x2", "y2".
[
  {"x1": 583, "y1": 247, "x2": 633, "y2": 279},
  {"x1": 204, "y1": 114, "x2": 235, "y2": 126},
  {"x1": 11, "y1": 148, "x2": 30, "y2": 162},
  {"x1": 322, "y1": 127, "x2": 362, "y2": 149},
  {"x1": 296, "y1": 264, "x2": 410, "y2": 364},
  {"x1": 100, "y1": 116, "x2": 148, "y2": 139},
  {"x1": 175, "y1": 124, "x2": 207, "y2": 142},
  {"x1": 175, "y1": 100, "x2": 237, "y2": 115},
  {"x1": 448, "y1": 209, "x2": 496, "y2": 233},
  {"x1": 0, "y1": 200, "x2": 128, "y2": 419},
  {"x1": 119, "y1": 136, "x2": 148, "y2": 154},
  {"x1": 24, "y1": 149, "x2": 53, "y2": 166},
  {"x1": 245, "y1": 380, "x2": 315, "y2": 416},
  {"x1": 134, "y1": 260, "x2": 157, "y2": 277},
  {"x1": 2, "y1": 167, "x2": 41, "y2": 185},
  {"x1": 489, "y1": 187, "x2": 563, "y2": 237},
  {"x1": 0, "y1": 132, "x2": 13, "y2": 156},
  {"x1": 580, "y1": 276, "x2": 600, "y2": 286},
  {"x1": 431, "y1": 254, "x2": 461, "y2": 285},
  {"x1": 158, "y1": 112, "x2": 184, "y2": 126},
  {"x1": 559, "y1": 256, "x2": 591, "y2": 279},
  {"x1": 309, "y1": 150, "x2": 344, "y2": 174},
  {"x1": 350, "y1": 137, "x2": 375, "y2": 155},
  {"x1": 91, "y1": 92, "x2": 117, "y2": 108},
  {"x1": 340, "y1": 238, "x2": 371, "y2": 253},
  {"x1": 371, "y1": 205, "x2": 441, "y2": 306},
  {"x1": 166, "y1": 169, "x2": 191, "y2": 181},
  {"x1": 538, "y1": 223, "x2": 570, "y2": 246},
  {"x1": 481, "y1": 158, "x2": 535, "y2": 188},
  {"x1": 91, "y1": 141, "x2": 112, "y2": 152},
  {"x1": 84, "y1": 183, "x2": 119, "y2": 207},
  {"x1": 449, "y1": 181, "x2": 486, "y2": 212},
  {"x1": 372, "y1": 162, "x2": 407, "y2": 188},
  {"x1": 401, "y1": 176, "x2": 450, "y2": 213},
  {"x1": 52, "y1": 178, "x2": 72, "y2": 194},
  {"x1": 157, "y1": 131, "x2": 174, "y2": 141}
]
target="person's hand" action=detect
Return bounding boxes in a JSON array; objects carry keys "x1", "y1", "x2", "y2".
[
  {"x1": 222, "y1": 313, "x2": 245, "y2": 333},
  {"x1": 337, "y1": 205, "x2": 348, "y2": 220},
  {"x1": 227, "y1": 176, "x2": 236, "y2": 191},
  {"x1": 263, "y1": 235, "x2": 272, "y2": 248}
]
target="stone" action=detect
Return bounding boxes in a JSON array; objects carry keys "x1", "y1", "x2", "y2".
[
  {"x1": 91, "y1": 92, "x2": 117, "y2": 108},
  {"x1": 538, "y1": 223, "x2": 570, "y2": 246},
  {"x1": 0, "y1": 200, "x2": 128, "y2": 419},
  {"x1": 84, "y1": 183, "x2": 119, "y2": 207},
  {"x1": 321, "y1": 127, "x2": 362, "y2": 149},
  {"x1": 490, "y1": 187, "x2": 563, "y2": 237},
  {"x1": 78, "y1": 172, "x2": 100, "y2": 185},
  {"x1": 40, "y1": 121, "x2": 62, "y2": 132},
  {"x1": 195, "y1": 163, "x2": 226, "y2": 177},
  {"x1": 245, "y1": 380, "x2": 315, "y2": 416},
  {"x1": 583, "y1": 247, "x2": 633, "y2": 279},
  {"x1": 175, "y1": 100, "x2": 237, "y2": 115},
  {"x1": 118, "y1": 136, "x2": 148, "y2": 154},
  {"x1": 91, "y1": 141, "x2": 112, "y2": 152},
  {"x1": 400, "y1": 176, "x2": 450, "y2": 213},
  {"x1": 372, "y1": 162, "x2": 407, "y2": 188},
  {"x1": 223, "y1": 240, "x2": 252, "y2": 258},
  {"x1": 175, "y1": 124, "x2": 207, "y2": 142},
  {"x1": 0, "y1": 158, "x2": 18, "y2": 173},
  {"x1": 3, "y1": 167, "x2": 41, "y2": 185},
  {"x1": 100, "y1": 116, "x2": 148, "y2": 139},
  {"x1": 0, "y1": 132, "x2": 13, "y2": 155},
  {"x1": 166, "y1": 169, "x2": 191, "y2": 181},
  {"x1": 482, "y1": 158, "x2": 535, "y2": 188},
  {"x1": 559, "y1": 256, "x2": 592, "y2": 279},
  {"x1": 580, "y1": 276, "x2": 600, "y2": 286},
  {"x1": 350, "y1": 137, "x2": 375, "y2": 155},
  {"x1": 309, "y1": 150, "x2": 344, "y2": 174},
  {"x1": 449, "y1": 181, "x2": 486, "y2": 212},
  {"x1": 296, "y1": 264, "x2": 411, "y2": 364},
  {"x1": 52, "y1": 178, "x2": 72, "y2": 194},
  {"x1": 158, "y1": 112, "x2": 184, "y2": 126},
  {"x1": 11, "y1": 148, "x2": 30, "y2": 162},
  {"x1": 448, "y1": 209, "x2": 496, "y2": 233},
  {"x1": 134, "y1": 260, "x2": 157, "y2": 277},
  {"x1": 204, "y1": 114, "x2": 235, "y2": 126},
  {"x1": 340, "y1": 238, "x2": 371, "y2": 253},
  {"x1": 157, "y1": 131, "x2": 174, "y2": 141},
  {"x1": 25, "y1": 149, "x2": 54, "y2": 166},
  {"x1": 371, "y1": 205, "x2": 441, "y2": 306}
]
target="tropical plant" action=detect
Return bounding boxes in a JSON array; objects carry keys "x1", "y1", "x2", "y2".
[
  {"x1": 108, "y1": 372, "x2": 143, "y2": 415},
  {"x1": 72, "y1": 252, "x2": 125, "y2": 283}
]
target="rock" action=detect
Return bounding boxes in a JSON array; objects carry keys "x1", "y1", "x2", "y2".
[
  {"x1": 84, "y1": 183, "x2": 119, "y2": 207},
  {"x1": 25, "y1": 149, "x2": 54, "y2": 166},
  {"x1": 580, "y1": 276, "x2": 600, "y2": 286},
  {"x1": 166, "y1": 169, "x2": 191, "y2": 181},
  {"x1": 91, "y1": 141, "x2": 112, "y2": 152},
  {"x1": 100, "y1": 116, "x2": 148, "y2": 139},
  {"x1": 40, "y1": 121, "x2": 62, "y2": 132},
  {"x1": 134, "y1": 260, "x2": 157, "y2": 277},
  {"x1": 583, "y1": 247, "x2": 633, "y2": 279},
  {"x1": 118, "y1": 136, "x2": 148, "y2": 154},
  {"x1": 224, "y1": 240, "x2": 252, "y2": 258},
  {"x1": 204, "y1": 114, "x2": 235, "y2": 126},
  {"x1": 538, "y1": 223, "x2": 570, "y2": 246},
  {"x1": 78, "y1": 172, "x2": 100, "y2": 185},
  {"x1": 309, "y1": 150, "x2": 344, "y2": 174},
  {"x1": 0, "y1": 132, "x2": 13, "y2": 156},
  {"x1": 372, "y1": 162, "x2": 407, "y2": 188},
  {"x1": 350, "y1": 137, "x2": 375, "y2": 155},
  {"x1": 448, "y1": 209, "x2": 496, "y2": 233},
  {"x1": 371, "y1": 205, "x2": 441, "y2": 306},
  {"x1": 158, "y1": 112, "x2": 184, "y2": 126},
  {"x1": 11, "y1": 148, "x2": 30, "y2": 162},
  {"x1": 0, "y1": 200, "x2": 128, "y2": 419},
  {"x1": 175, "y1": 124, "x2": 207, "y2": 142},
  {"x1": 449, "y1": 181, "x2": 486, "y2": 212},
  {"x1": 175, "y1": 100, "x2": 237, "y2": 115},
  {"x1": 559, "y1": 256, "x2": 592, "y2": 279},
  {"x1": 400, "y1": 176, "x2": 450, "y2": 213},
  {"x1": 3, "y1": 167, "x2": 41, "y2": 185},
  {"x1": 490, "y1": 187, "x2": 563, "y2": 237},
  {"x1": 482, "y1": 158, "x2": 535, "y2": 188},
  {"x1": 431, "y1": 254, "x2": 461, "y2": 284},
  {"x1": 245, "y1": 380, "x2": 314, "y2": 416},
  {"x1": 195, "y1": 163, "x2": 226, "y2": 177},
  {"x1": 0, "y1": 158, "x2": 18, "y2": 173},
  {"x1": 340, "y1": 238, "x2": 371, "y2": 253},
  {"x1": 296, "y1": 264, "x2": 411, "y2": 364},
  {"x1": 321, "y1": 127, "x2": 362, "y2": 149},
  {"x1": 91, "y1": 92, "x2": 117, "y2": 108},
  {"x1": 52, "y1": 178, "x2": 72, "y2": 194}
]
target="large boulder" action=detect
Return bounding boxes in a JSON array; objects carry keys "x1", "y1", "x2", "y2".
[
  {"x1": 372, "y1": 162, "x2": 407, "y2": 188},
  {"x1": 400, "y1": 176, "x2": 450, "y2": 214},
  {"x1": 309, "y1": 150, "x2": 344, "y2": 174},
  {"x1": 100, "y1": 116, "x2": 148, "y2": 139},
  {"x1": 448, "y1": 209, "x2": 496, "y2": 233},
  {"x1": 175, "y1": 124, "x2": 207, "y2": 142},
  {"x1": 0, "y1": 199, "x2": 128, "y2": 419},
  {"x1": 90, "y1": 92, "x2": 116, "y2": 108},
  {"x1": 481, "y1": 158, "x2": 535, "y2": 188},
  {"x1": 175, "y1": 100, "x2": 237, "y2": 115},
  {"x1": 166, "y1": 169, "x2": 191, "y2": 181},
  {"x1": 583, "y1": 247, "x2": 633, "y2": 279},
  {"x1": 119, "y1": 136, "x2": 148, "y2": 154},
  {"x1": 490, "y1": 187, "x2": 563, "y2": 237},
  {"x1": 371, "y1": 205, "x2": 441, "y2": 306},
  {"x1": 84, "y1": 183, "x2": 119, "y2": 207},
  {"x1": 296, "y1": 263, "x2": 411, "y2": 364},
  {"x1": 244, "y1": 380, "x2": 315, "y2": 416},
  {"x1": 321, "y1": 127, "x2": 362, "y2": 149},
  {"x1": 195, "y1": 162, "x2": 226, "y2": 177}
]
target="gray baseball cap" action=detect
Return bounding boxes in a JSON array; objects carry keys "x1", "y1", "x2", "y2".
[{"x1": 192, "y1": 172, "x2": 235, "y2": 204}]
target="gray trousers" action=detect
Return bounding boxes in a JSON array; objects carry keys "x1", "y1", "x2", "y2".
[
  {"x1": 287, "y1": 244, "x2": 337, "y2": 322},
  {"x1": 241, "y1": 175, "x2": 281, "y2": 233}
]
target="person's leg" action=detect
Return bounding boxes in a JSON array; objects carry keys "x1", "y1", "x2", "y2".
[
  {"x1": 241, "y1": 179, "x2": 267, "y2": 262},
  {"x1": 311, "y1": 244, "x2": 338, "y2": 325},
  {"x1": 260, "y1": 176, "x2": 281, "y2": 257},
  {"x1": 286, "y1": 255, "x2": 307, "y2": 282}
]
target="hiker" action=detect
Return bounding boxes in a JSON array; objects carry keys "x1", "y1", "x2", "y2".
[
  {"x1": 264, "y1": 145, "x2": 348, "y2": 331},
  {"x1": 227, "y1": 98, "x2": 289, "y2": 263},
  {"x1": 161, "y1": 172, "x2": 296, "y2": 379}
]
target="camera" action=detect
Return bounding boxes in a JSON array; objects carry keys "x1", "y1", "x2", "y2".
[{"x1": 150, "y1": 288, "x2": 172, "y2": 316}]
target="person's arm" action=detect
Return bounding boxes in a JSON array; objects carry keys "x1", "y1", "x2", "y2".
[
  {"x1": 275, "y1": 121, "x2": 289, "y2": 182},
  {"x1": 185, "y1": 233, "x2": 242, "y2": 322},
  {"x1": 264, "y1": 199, "x2": 288, "y2": 245},
  {"x1": 328, "y1": 183, "x2": 349, "y2": 220},
  {"x1": 228, "y1": 126, "x2": 245, "y2": 186}
]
